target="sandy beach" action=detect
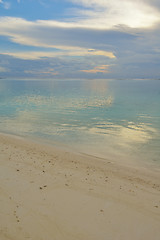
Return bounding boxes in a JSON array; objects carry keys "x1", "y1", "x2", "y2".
[{"x1": 0, "y1": 133, "x2": 160, "y2": 240}]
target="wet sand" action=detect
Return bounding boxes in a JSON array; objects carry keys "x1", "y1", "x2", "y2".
[{"x1": 0, "y1": 133, "x2": 160, "y2": 240}]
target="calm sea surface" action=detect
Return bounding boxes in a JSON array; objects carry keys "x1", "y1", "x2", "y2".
[{"x1": 0, "y1": 79, "x2": 160, "y2": 166}]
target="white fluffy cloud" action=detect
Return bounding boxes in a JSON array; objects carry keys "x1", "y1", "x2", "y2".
[
  {"x1": 69, "y1": 0, "x2": 160, "y2": 29},
  {"x1": 0, "y1": 17, "x2": 117, "y2": 59}
]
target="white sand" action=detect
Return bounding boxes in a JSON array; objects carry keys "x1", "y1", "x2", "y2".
[{"x1": 0, "y1": 133, "x2": 160, "y2": 240}]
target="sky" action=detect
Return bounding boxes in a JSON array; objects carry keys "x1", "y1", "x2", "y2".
[{"x1": 0, "y1": 0, "x2": 160, "y2": 79}]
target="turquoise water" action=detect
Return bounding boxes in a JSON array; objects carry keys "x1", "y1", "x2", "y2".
[{"x1": 0, "y1": 79, "x2": 160, "y2": 166}]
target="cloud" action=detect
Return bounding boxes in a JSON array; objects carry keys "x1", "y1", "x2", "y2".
[
  {"x1": 3, "y1": 1, "x2": 11, "y2": 9},
  {"x1": 24, "y1": 68, "x2": 59, "y2": 76},
  {"x1": 0, "y1": 17, "x2": 117, "y2": 59},
  {"x1": 0, "y1": 1, "x2": 11, "y2": 9},
  {"x1": 1, "y1": 49, "x2": 115, "y2": 60},
  {"x1": 81, "y1": 69, "x2": 103, "y2": 74},
  {"x1": 0, "y1": 16, "x2": 155, "y2": 58},
  {"x1": 69, "y1": 0, "x2": 160, "y2": 29},
  {"x1": 0, "y1": 51, "x2": 116, "y2": 79},
  {"x1": 0, "y1": 0, "x2": 160, "y2": 79},
  {"x1": 0, "y1": 66, "x2": 8, "y2": 72},
  {"x1": 81, "y1": 65, "x2": 110, "y2": 73}
]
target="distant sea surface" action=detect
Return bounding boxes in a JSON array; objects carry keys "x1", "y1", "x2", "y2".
[{"x1": 0, "y1": 79, "x2": 160, "y2": 167}]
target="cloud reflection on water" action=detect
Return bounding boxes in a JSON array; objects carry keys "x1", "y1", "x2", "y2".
[
  {"x1": 14, "y1": 93, "x2": 114, "y2": 109},
  {"x1": 89, "y1": 121, "x2": 158, "y2": 146},
  {"x1": 0, "y1": 79, "x2": 160, "y2": 165},
  {"x1": 0, "y1": 107, "x2": 158, "y2": 148}
]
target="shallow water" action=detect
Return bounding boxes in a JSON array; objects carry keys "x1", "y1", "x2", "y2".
[{"x1": 0, "y1": 79, "x2": 160, "y2": 166}]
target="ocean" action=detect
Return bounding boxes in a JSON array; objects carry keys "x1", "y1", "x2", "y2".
[{"x1": 0, "y1": 79, "x2": 160, "y2": 167}]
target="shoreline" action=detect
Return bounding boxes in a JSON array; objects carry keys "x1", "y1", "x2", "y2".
[
  {"x1": 0, "y1": 133, "x2": 160, "y2": 239},
  {"x1": 1, "y1": 131, "x2": 159, "y2": 170}
]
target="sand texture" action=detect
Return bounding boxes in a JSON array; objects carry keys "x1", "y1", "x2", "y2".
[{"x1": 0, "y1": 133, "x2": 160, "y2": 240}]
